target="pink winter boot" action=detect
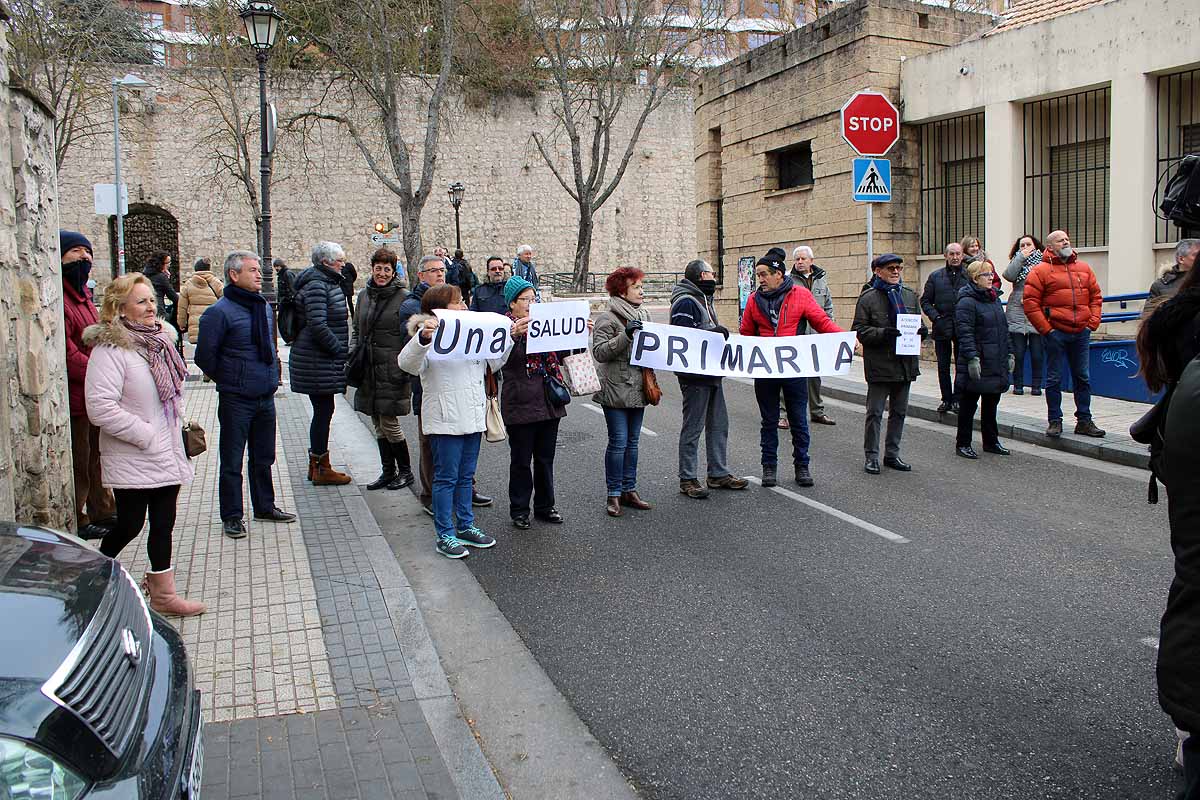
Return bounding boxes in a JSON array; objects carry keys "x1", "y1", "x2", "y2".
[{"x1": 143, "y1": 568, "x2": 206, "y2": 617}]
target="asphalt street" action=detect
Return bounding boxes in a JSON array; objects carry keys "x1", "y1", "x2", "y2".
[{"x1": 448, "y1": 376, "x2": 1180, "y2": 800}]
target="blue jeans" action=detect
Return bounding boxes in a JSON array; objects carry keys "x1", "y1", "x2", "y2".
[
  {"x1": 754, "y1": 378, "x2": 810, "y2": 467},
  {"x1": 429, "y1": 433, "x2": 482, "y2": 539},
  {"x1": 217, "y1": 393, "x2": 277, "y2": 521},
  {"x1": 602, "y1": 406, "x2": 644, "y2": 496},
  {"x1": 1043, "y1": 329, "x2": 1092, "y2": 422}
]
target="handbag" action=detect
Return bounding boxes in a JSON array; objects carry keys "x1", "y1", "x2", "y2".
[
  {"x1": 561, "y1": 352, "x2": 601, "y2": 396},
  {"x1": 544, "y1": 373, "x2": 571, "y2": 408},
  {"x1": 345, "y1": 294, "x2": 388, "y2": 388},
  {"x1": 181, "y1": 421, "x2": 207, "y2": 458},
  {"x1": 485, "y1": 397, "x2": 507, "y2": 443},
  {"x1": 641, "y1": 367, "x2": 662, "y2": 406}
]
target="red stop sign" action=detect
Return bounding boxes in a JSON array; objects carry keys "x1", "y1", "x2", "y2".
[{"x1": 841, "y1": 91, "x2": 900, "y2": 156}]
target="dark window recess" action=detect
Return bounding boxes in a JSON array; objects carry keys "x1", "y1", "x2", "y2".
[{"x1": 774, "y1": 142, "x2": 813, "y2": 190}]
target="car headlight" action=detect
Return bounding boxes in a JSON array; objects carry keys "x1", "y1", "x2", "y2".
[{"x1": 0, "y1": 736, "x2": 87, "y2": 800}]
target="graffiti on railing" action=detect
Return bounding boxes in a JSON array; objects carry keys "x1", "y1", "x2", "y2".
[{"x1": 1101, "y1": 347, "x2": 1137, "y2": 372}]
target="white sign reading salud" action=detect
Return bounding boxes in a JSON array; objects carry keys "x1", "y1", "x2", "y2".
[
  {"x1": 630, "y1": 321, "x2": 857, "y2": 379},
  {"x1": 895, "y1": 313, "x2": 922, "y2": 356},
  {"x1": 427, "y1": 310, "x2": 513, "y2": 361},
  {"x1": 526, "y1": 300, "x2": 591, "y2": 354}
]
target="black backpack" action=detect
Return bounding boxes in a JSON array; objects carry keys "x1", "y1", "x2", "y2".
[
  {"x1": 1160, "y1": 154, "x2": 1200, "y2": 231},
  {"x1": 277, "y1": 269, "x2": 303, "y2": 344}
]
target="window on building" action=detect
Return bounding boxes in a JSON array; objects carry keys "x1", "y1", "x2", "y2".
[
  {"x1": 762, "y1": 0, "x2": 780, "y2": 17},
  {"x1": 919, "y1": 113, "x2": 985, "y2": 255},
  {"x1": 768, "y1": 141, "x2": 813, "y2": 190},
  {"x1": 746, "y1": 32, "x2": 778, "y2": 49},
  {"x1": 700, "y1": 0, "x2": 725, "y2": 18},
  {"x1": 702, "y1": 34, "x2": 727, "y2": 58},
  {"x1": 1024, "y1": 87, "x2": 1111, "y2": 248},
  {"x1": 184, "y1": 14, "x2": 200, "y2": 34},
  {"x1": 1156, "y1": 68, "x2": 1200, "y2": 243},
  {"x1": 150, "y1": 41, "x2": 166, "y2": 64},
  {"x1": 144, "y1": 12, "x2": 164, "y2": 30},
  {"x1": 664, "y1": 0, "x2": 689, "y2": 15}
]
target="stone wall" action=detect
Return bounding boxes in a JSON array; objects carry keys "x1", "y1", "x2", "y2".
[
  {"x1": 55, "y1": 69, "x2": 697, "y2": 289},
  {"x1": 0, "y1": 1, "x2": 75, "y2": 528},
  {"x1": 694, "y1": 0, "x2": 991, "y2": 324}
]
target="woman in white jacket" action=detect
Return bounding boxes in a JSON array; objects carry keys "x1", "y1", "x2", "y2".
[
  {"x1": 399, "y1": 284, "x2": 519, "y2": 558},
  {"x1": 83, "y1": 273, "x2": 204, "y2": 616}
]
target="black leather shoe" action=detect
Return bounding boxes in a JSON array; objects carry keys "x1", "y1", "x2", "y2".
[
  {"x1": 471, "y1": 491, "x2": 494, "y2": 507},
  {"x1": 937, "y1": 402, "x2": 951, "y2": 414},
  {"x1": 512, "y1": 516, "x2": 531, "y2": 530},
  {"x1": 536, "y1": 508, "x2": 564, "y2": 524},
  {"x1": 983, "y1": 443, "x2": 1011, "y2": 455},
  {"x1": 223, "y1": 518, "x2": 248, "y2": 539},
  {"x1": 864, "y1": 459, "x2": 881, "y2": 475},
  {"x1": 254, "y1": 507, "x2": 297, "y2": 523},
  {"x1": 955, "y1": 446, "x2": 979, "y2": 459},
  {"x1": 794, "y1": 466, "x2": 814, "y2": 487},
  {"x1": 79, "y1": 522, "x2": 111, "y2": 540},
  {"x1": 883, "y1": 457, "x2": 912, "y2": 471}
]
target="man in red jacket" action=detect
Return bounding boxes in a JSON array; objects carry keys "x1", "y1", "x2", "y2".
[
  {"x1": 60, "y1": 230, "x2": 117, "y2": 538},
  {"x1": 740, "y1": 248, "x2": 843, "y2": 487},
  {"x1": 1021, "y1": 229, "x2": 1105, "y2": 439}
]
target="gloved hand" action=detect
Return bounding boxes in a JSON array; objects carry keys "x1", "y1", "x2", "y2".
[
  {"x1": 917, "y1": 325, "x2": 929, "y2": 339},
  {"x1": 968, "y1": 357, "x2": 981, "y2": 381},
  {"x1": 1008, "y1": 354, "x2": 1016, "y2": 374},
  {"x1": 624, "y1": 319, "x2": 643, "y2": 338},
  {"x1": 883, "y1": 327, "x2": 901, "y2": 339},
  {"x1": 711, "y1": 325, "x2": 730, "y2": 340}
]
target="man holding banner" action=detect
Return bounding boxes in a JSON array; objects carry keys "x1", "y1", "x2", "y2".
[{"x1": 739, "y1": 250, "x2": 843, "y2": 488}]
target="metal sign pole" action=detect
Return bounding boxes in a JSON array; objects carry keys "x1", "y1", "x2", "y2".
[
  {"x1": 112, "y1": 81, "x2": 126, "y2": 276},
  {"x1": 866, "y1": 202, "x2": 874, "y2": 279}
]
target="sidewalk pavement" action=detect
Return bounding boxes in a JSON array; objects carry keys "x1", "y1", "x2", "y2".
[
  {"x1": 111, "y1": 372, "x2": 502, "y2": 800},
  {"x1": 820, "y1": 360, "x2": 1151, "y2": 469}
]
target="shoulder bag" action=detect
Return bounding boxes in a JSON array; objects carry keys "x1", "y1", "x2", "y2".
[
  {"x1": 484, "y1": 366, "x2": 506, "y2": 442},
  {"x1": 182, "y1": 421, "x2": 207, "y2": 458},
  {"x1": 561, "y1": 352, "x2": 601, "y2": 396},
  {"x1": 641, "y1": 367, "x2": 662, "y2": 406}
]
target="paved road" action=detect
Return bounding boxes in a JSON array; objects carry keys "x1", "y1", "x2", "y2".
[{"x1": 457, "y1": 377, "x2": 1179, "y2": 799}]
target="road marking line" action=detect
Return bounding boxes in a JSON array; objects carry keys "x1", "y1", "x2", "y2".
[
  {"x1": 744, "y1": 476, "x2": 910, "y2": 544},
  {"x1": 1141, "y1": 637, "x2": 1160, "y2": 650},
  {"x1": 581, "y1": 402, "x2": 658, "y2": 437}
]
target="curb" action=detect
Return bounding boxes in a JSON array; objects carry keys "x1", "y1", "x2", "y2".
[{"x1": 820, "y1": 377, "x2": 1151, "y2": 470}]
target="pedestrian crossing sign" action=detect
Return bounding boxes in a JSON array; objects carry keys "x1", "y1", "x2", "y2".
[{"x1": 852, "y1": 158, "x2": 891, "y2": 202}]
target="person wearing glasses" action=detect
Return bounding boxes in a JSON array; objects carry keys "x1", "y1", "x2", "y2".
[
  {"x1": 852, "y1": 254, "x2": 925, "y2": 475},
  {"x1": 470, "y1": 256, "x2": 510, "y2": 315},
  {"x1": 290, "y1": 241, "x2": 353, "y2": 486}
]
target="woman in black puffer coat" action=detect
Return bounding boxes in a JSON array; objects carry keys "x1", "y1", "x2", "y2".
[
  {"x1": 954, "y1": 259, "x2": 1011, "y2": 458},
  {"x1": 289, "y1": 240, "x2": 352, "y2": 485}
]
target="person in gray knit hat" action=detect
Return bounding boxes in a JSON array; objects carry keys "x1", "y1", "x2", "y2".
[{"x1": 669, "y1": 260, "x2": 749, "y2": 498}]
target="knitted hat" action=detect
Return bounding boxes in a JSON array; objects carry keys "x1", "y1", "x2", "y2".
[
  {"x1": 756, "y1": 246, "x2": 787, "y2": 274},
  {"x1": 59, "y1": 230, "x2": 93, "y2": 257},
  {"x1": 504, "y1": 275, "x2": 535, "y2": 306}
]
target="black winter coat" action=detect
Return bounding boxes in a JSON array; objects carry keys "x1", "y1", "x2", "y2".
[
  {"x1": 954, "y1": 284, "x2": 1011, "y2": 395},
  {"x1": 351, "y1": 278, "x2": 413, "y2": 417},
  {"x1": 397, "y1": 283, "x2": 429, "y2": 406},
  {"x1": 500, "y1": 333, "x2": 568, "y2": 427},
  {"x1": 1158, "y1": 356, "x2": 1200, "y2": 734},
  {"x1": 288, "y1": 265, "x2": 351, "y2": 395},
  {"x1": 470, "y1": 281, "x2": 508, "y2": 315},
  {"x1": 851, "y1": 282, "x2": 921, "y2": 384},
  {"x1": 921, "y1": 264, "x2": 968, "y2": 341}
]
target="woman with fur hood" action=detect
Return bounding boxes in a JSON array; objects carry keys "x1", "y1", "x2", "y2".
[
  {"x1": 398, "y1": 283, "x2": 516, "y2": 559},
  {"x1": 83, "y1": 273, "x2": 204, "y2": 617}
]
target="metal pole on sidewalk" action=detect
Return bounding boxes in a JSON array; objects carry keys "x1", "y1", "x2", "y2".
[
  {"x1": 112, "y1": 80, "x2": 125, "y2": 276},
  {"x1": 866, "y1": 202, "x2": 874, "y2": 277}
]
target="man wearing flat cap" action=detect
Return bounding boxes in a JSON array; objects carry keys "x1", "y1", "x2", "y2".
[{"x1": 852, "y1": 254, "x2": 926, "y2": 475}]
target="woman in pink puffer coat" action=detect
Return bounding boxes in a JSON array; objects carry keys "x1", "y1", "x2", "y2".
[{"x1": 84, "y1": 273, "x2": 203, "y2": 617}]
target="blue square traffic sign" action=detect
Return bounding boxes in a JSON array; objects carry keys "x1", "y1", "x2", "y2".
[{"x1": 852, "y1": 158, "x2": 891, "y2": 202}]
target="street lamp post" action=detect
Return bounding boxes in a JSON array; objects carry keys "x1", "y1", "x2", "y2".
[
  {"x1": 111, "y1": 73, "x2": 148, "y2": 276},
  {"x1": 240, "y1": 0, "x2": 283, "y2": 306},
  {"x1": 448, "y1": 182, "x2": 465, "y2": 252}
]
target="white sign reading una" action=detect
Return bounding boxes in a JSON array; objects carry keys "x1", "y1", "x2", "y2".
[{"x1": 426, "y1": 310, "x2": 513, "y2": 361}]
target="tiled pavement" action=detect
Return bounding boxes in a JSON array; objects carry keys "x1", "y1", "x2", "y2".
[{"x1": 111, "y1": 377, "x2": 463, "y2": 799}]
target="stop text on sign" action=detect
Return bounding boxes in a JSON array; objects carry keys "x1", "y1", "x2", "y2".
[{"x1": 845, "y1": 116, "x2": 894, "y2": 133}]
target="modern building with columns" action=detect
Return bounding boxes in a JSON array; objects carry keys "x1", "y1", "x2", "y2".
[{"x1": 900, "y1": 0, "x2": 1200, "y2": 298}]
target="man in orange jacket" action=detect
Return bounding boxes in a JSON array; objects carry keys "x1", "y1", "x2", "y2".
[
  {"x1": 740, "y1": 248, "x2": 843, "y2": 487},
  {"x1": 1021, "y1": 229, "x2": 1105, "y2": 439}
]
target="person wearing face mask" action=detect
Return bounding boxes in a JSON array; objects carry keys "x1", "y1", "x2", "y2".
[
  {"x1": 921, "y1": 242, "x2": 969, "y2": 414},
  {"x1": 1022, "y1": 230, "x2": 1105, "y2": 439},
  {"x1": 669, "y1": 260, "x2": 748, "y2": 499},
  {"x1": 1002, "y1": 234, "x2": 1046, "y2": 396},
  {"x1": 953, "y1": 260, "x2": 1012, "y2": 459},
  {"x1": 740, "y1": 247, "x2": 843, "y2": 488},
  {"x1": 60, "y1": 230, "x2": 118, "y2": 540}
]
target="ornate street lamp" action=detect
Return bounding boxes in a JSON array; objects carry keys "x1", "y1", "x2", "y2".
[
  {"x1": 239, "y1": 0, "x2": 283, "y2": 309},
  {"x1": 448, "y1": 181, "x2": 465, "y2": 252}
]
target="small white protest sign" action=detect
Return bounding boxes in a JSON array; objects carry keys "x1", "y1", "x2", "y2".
[
  {"x1": 895, "y1": 313, "x2": 922, "y2": 356},
  {"x1": 427, "y1": 309, "x2": 513, "y2": 361},
  {"x1": 629, "y1": 321, "x2": 857, "y2": 379},
  {"x1": 526, "y1": 300, "x2": 591, "y2": 354}
]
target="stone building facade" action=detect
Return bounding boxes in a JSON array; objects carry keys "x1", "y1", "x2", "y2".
[
  {"x1": 0, "y1": 1, "x2": 75, "y2": 528},
  {"x1": 55, "y1": 69, "x2": 697, "y2": 292},
  {"x1": 693, "y1": 0, "x2": 990, "y2": 323}
]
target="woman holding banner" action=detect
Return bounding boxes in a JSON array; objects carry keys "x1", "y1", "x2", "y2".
[
  {"x1": 593, "y1": 267, "x2": 653, "y2": 517},
  {"x1": 399, "y1": 284, "x2": 518, "y2": 558}
]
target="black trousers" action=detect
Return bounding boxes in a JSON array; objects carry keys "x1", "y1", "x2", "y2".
[
  {"x1": 935, "y1": 338, "x2": 960, "y2": 405},
  {"x1": 956, "y1": 391, "x2": 1001, "y2": 448},
  {"x1": 507, "y1": 418, "x2": 561, "y2": 519},
  {"x1": 101, "y1": 485, "x2": 181, "y2": 572},
  {"x1": 308, "y1": 394, "x2": 335, "y2": 454},
  {"x1": 217, "y1": 393, "x2": 276, "y2": 521}
]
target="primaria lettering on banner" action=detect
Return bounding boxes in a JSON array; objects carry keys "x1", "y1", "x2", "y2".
[
  {"x1": 428, "y1": 310, "x2": 513, "y2": 361},
  {"x1": 629, "y1": 321, "x2": 857, "y2": 379}
]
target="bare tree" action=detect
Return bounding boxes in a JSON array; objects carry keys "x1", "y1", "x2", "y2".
[
  {"x1": 527, "y1": 0, "x2": 723, "y2": 290},
  {"x1": 7, "y1": 0, "x2": 153, "y2": 170},
  {"x1": 281, "y1": 0, "x2": 459, "y2": 279}
]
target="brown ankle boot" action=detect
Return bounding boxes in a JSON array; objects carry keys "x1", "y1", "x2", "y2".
[
  {"x1": 142, "y1": 568, "x2": 205, "y2": 617},
  {"x1": 307, "y1": 452, "x2": 318, "y2": 481},
  {"x1": 312, "y1": 451, "x2": 351, "y2": 486},
  {"x1": 606, "y1": 496, "x2": 622, "y2": 517},
  {"x1": 620, "y1": 490, "x2": 652, "y2": 510}
]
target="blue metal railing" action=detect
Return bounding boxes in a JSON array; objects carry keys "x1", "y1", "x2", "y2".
[{"x1": 1100, "y1": 291, "x2": 1149, "y2": 324}]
